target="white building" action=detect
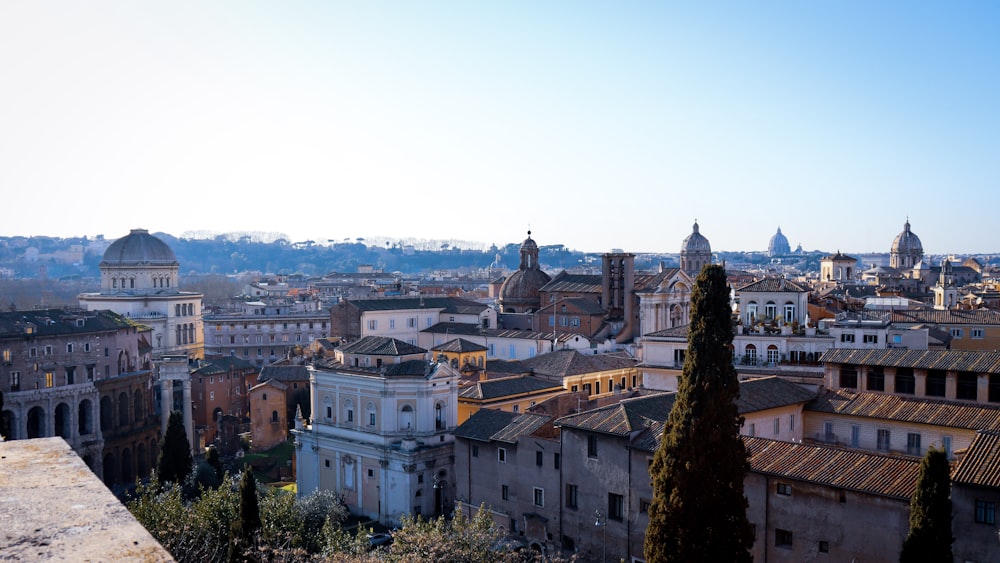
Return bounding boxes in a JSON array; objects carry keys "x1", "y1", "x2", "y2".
[
  {"x1": 294, "y1": 341, "x2": 460, "y2": 526},
  {"x1": 78, "y1": 229, "x2": 204, "y2": 359}
]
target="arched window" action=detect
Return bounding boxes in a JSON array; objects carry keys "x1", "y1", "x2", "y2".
[
  {"x1": 435, "y1": 403, "x2": 444, "y2": 430},
  {"x1": 367, "y1": 402, "x2": 377, "y2": 427},
  {"x1": 764, "y1": 301, "x2": 777, "y2": 320},
  {"x1": 129, "y1": 278, "x2": 135, "y2": 289},
  {"x1": 112, "y1": 278, "x2": 117, "y2": 289},
  {"x1": 783, "y1": 302, "x2": 796, "y2": 324},
  {"x1": 344, "y1": 399, "x2": 354, "y2": 424},
  {"x1": 400, "y1": 404, "x2": 414, "y2": 432},
  {"x1": 744, "y1": 344, "x2": 757, "y2": 363},
  {"x1": 271, "y1": 410, "x2": 279, "y2": 423},
  {"x1": 767, "y1": 345, "x2": 780, "y2": 364},
  {"x1": 175, "y1": 304, "x2": 181, "y2": 317},
  {"x1": 746, "y1": 301, "x2": 758, "y2": 324}
]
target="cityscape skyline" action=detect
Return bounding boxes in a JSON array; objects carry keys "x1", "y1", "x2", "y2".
[{"x1": 2, "y1": 3, "x2": 998, "y2": 254}]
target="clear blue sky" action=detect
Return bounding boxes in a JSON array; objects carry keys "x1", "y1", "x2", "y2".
[{"x1": 2, "y1": 2, "x2": 998, "y2": 254}]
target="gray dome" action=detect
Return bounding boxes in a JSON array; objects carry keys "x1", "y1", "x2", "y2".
[
  {"x1": 768, "y1": 227, "x2": 791, "y2": 257},
  {"x1": 681, "y1": 222, "x2": 711, "y2": 254},
  {"x1": 498, "y1": 230, "x2": 551, "y2": 313},
  {"x1": 891, "y1": 220, "x2": 923, "y2": 255},
  {"x1": 102, "y1": 229, "x2": 178, "y2": 266}
]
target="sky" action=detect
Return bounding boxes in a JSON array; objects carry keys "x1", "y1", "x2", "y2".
[{"x1": 1, "y1": 2, "x2": 998, "y2": 255}]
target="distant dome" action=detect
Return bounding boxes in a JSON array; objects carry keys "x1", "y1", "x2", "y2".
[
  {"x1": 891, "y1": 220, "x2": 923, "y2": 255},
  {"x1": 498, "y1": 231, "x2": 551, "y2": 313},
  {"x1": 681, "y1": 222, "x2": 711, "y2": 254},
  {"x1": 768, "y1": 227, "x2": 791, "y2": 257},
  {"x1": 101, "y1": 229, "x2": 178, "y2": 266}
]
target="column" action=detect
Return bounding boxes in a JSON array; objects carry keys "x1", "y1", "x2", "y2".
[
  {"x1": 914, "y1": 370, "x2": 927, "y2": 397},
  {"x1": 885, "y1": 369, "x2": 897, "y2": 395},
  {"x1": 978, "y1": 374, "x2": 990, "y2": 403},
  {"x1": 945, "y1": 371, "x2": 957, "y2": 400},
  {"x1": 182, "y1": 379, "x2": 194, "y2": 452},
  {"x1": 160, "y1": 379, "x2": 171, "y2": 435}
]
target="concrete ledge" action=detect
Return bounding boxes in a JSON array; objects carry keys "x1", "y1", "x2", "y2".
[{"x1": 0, "y1": 437, "x2": 174, "y2": 561}]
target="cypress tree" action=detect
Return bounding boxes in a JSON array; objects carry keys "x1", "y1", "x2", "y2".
[
  {"x1": 644, "y1": 264, "x2": 753, "y2": 563},
  {"x1": 900, "y1": 448, "x2": 953, "y2": 562},
  {"x1": 237, "y1": 468, "x2": 261, "y2": 542},
  {"x1": 156, "y1": 411, "x2": 193, "y2": 485}
]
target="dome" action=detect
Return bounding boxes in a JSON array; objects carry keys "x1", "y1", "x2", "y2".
[
  {"x1": 891, "y1": 220, "x2": 923, "y2": 255},
  {"x1": 681, "y1": 222, "x2": 711, "y2": 254},
  {"x1": 101, "y1": 228, "x2": 178, "y2": 266},
  {"x1": 768, "y1": 227, "x2": 791, "y2": 257},
  {"x1": 498, "y1": 231, "x2": 551, "y2": 313}
]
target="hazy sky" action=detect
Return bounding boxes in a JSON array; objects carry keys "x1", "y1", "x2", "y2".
[{"x1": 2, "y1": 2, "x2": 998, "y2": 254}]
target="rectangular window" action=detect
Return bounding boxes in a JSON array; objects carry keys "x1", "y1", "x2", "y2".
[
  {"x1": 867, "y1": 367, "x2": 885, "y2": 391},
  {"x1": 498, "y1": 448, "x2": 507, "y2": 463},
  {"x1": 566, "y1": 484, "x2": 578, "y2": 509},
  {"x1": 66, "y1": 343, "x2": 73, "y2": 353},
  {"x1": 773, "y1": 417, "x2": 780, "y2": 435},
  {"x1": 895, "y1": 368, "x2": 915, "y2": 394},
  {"x1": 533, "y1": 487, "x2": 544, "y2": 507},
  {"x1": 819, "y1": 541, "x2": 829, "y2": 553},
  {"x1": 957, "y1": 372, "x2": 978, "y2": 400},
  {"x1": 975, "y1": 499, "x2": 996, "y2": 525},
  {"x1": 368, "y1": 319, "x2": 377, "y2": 330},
  {"x1": 851, "y1": 425, "x2": 860, "y2": 448},
  {"x1": 9, "y1": 371, "x2": 20, "y2": 391},
  {"x1": 535, "y1": 451, "x2": 543, "y2": 466},
  {"x1": 554, "y1": 453, "x2": 560, "y2": 470},
  {"x1": 877, "y1": 429, "x2": 891, "y2": 451},
  {"x1": 407, "y1": 317, "x2": 416, "y2": 328},
  {"x1": 776, "y1": 483, "x2": 792, "y2": 496},
  {"x1": 608, "y1": 493, "x2": 624, "y2": 521},
  {"x1": 508, "y1": 344, "x2": 516, "y2": 358},
  {"x1": 45, "y1": 371, "x2": 54, "y2": 388},
  {"x1": 951, "y1": 328, "x2": 963, "y2": 338},
  {"x1": 840, "y1": 333, "x2": 855, "y2": 343},
  {"x1": 471, "y1": 445, "x2": 479, "y2": 457},
  {"x1": 839, "y1": 365, "x2": 858, "y2": 389},
  {"x1": 369, "y1": 412, "x2": 376, "y2": 426},
  {"x1": 389, "y1": 319, "x2": 395, "y2": 329},
  {"x1": 972, "y1": 329, "x2": 984, "y2": 339},
  {"x1": 640, "y1": 499, "x2": 651, "y2": 514},
  {"x1": 587, "y1": 435, "x2": 598, "y2": 458},
  {"x1": 84, "y1": 342, "x2": 91, "y2": 352},
  {"x1": 775, "y1": 529, "x2": 793, "y2": 548},
  {"x1": 823, "y1": 421, "x2": 835, "y2": 442},
  {"x1": 748, "y1": 423, "x2": 755, "y2": 437},
  {"x1": 863, "y1": 334, "x2": 878, "y2": 344},
  {"x1": 512, "y1": 405, "x2": 519, "y2": 413},
  {"x1": 501, "y1": 485, "x2": 509, "y2": 501},
  {"x1": 942, "y1": 436, "x2": 953, "y2": 459},
  {"x1": 907, "y1": 433, "x2": 921, "y2": 456},
  {"x1": 789, "y1": 414, "x2": 795, "y2": 432},
  {"x1": 926, "y1": 370, "x2": 946, "y2": 397}
]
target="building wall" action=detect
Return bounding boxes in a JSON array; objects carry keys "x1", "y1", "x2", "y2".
[
  {"x1": 250, "y1": 384, "x2": 288, "y2": 451},
  {"x1": 952, "y1": 485, "x2": 1000, "y2": 562},
  {"x1": 204, "y1": 314, "x2": 329, "y2": 364},
  {"x1": 802, "y1": 411, "x2": 974, "y2": 458}
]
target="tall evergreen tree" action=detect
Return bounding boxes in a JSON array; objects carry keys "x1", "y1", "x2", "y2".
[
  {"x1": 229, "y1": 468, "x2": 262, "y2": 561},
  {"x1": 156, "y1": 411, "x2": 193, "y2": 485},
  {"x1": 644, "y1": 264, "x2": 753, "y2": 563},
  {"x1": 900, "y1": 448, "x2": 953, "y2": 562}
]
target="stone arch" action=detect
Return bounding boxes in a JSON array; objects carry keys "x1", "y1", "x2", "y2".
[
  {"x1": 121, "y1": 447, "x2": 133, "y2": 484},
  {"x1": 100, "y1": 395, "x2": 113, "y2": 432},
  {"x1": 137, "y1": 442, "x2": 148, "y2": 479},
  {"x1": 103, "y1": 452, "x2": 117, "y2": 485},
  {"x1": 118, "y1": 391, "x2": 130, "y2": 428},
  {"x1": 133, "y1": 389, "x2": 144, "y2": 423},
  {"x1": 2, "y1": 409, "x2": 16, "y2": 440},
  {"x1": 27, "y1": 405, "x2": 45, "y2": 438},
  {"x1": 54, "y1": 402, "x2": 71, "y2": 439},
  {"x1": 78, "y1": 398, "x2": 94, "y2": 435}
]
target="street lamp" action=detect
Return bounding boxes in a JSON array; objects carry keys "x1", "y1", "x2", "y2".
[{"x1": 594, "y1": 509, "x2": 607, "y2": 563}]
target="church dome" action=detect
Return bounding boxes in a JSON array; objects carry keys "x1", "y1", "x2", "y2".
[
  {"x1": 681, "y1": 222, "x2": 711, "y2": 254},
  {"x1": 101, "y1": 229, "x2": 178, "y2": 266},
  {"x1": 498, "y1": 231, "x2": 551, "y2": 313},
  {"x1": 768, "y1": 227, "x2": 791, "y2": 257},
  {"x1": 891, "y1": 220, "x2": 923, "y2": 255}
]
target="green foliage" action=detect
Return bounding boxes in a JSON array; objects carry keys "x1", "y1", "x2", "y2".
[
  {"x1": 645, "y1": 264, "x2": 753, "y2": 563},
  {"x1": 127, "y1": 474, "x2": 347, "y2": 563},
  {"x1": 207, "y1": 446, "x2": 224, "y2": 481},
  {"x1": 157, "y1": 411, "x2": 194, "y2": 485},
  {"x1": 900, "y1": 448, "x2": 954, "y2": 562}
]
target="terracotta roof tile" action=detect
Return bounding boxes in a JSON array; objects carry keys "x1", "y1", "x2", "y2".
[
  {"x1": 820, "y1": 348, "x2": 1000, "y2": 374},
  {"x1": 952, "y1": 431, "x2": 1000, "y2": 488},
  {"x1": 807, "y1": 389, "x2": 1000, "y2": 431},
  {"x1": 736, "y1": 278, "x2": 811, "y2": 293}
]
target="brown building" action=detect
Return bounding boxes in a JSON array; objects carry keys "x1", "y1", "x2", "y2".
[
  {"x1": 189, "y1": 356, "x2": 258, "y2": 447},
  {"x1": 249, "y1": 379, "x2": 289, "y2": 452}
]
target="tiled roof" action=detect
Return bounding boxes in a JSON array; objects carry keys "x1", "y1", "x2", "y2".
[
  {"x1": 558, "y1": 377, "x2": 815, "y2": 436},
  {"x1": 538, "y1": 297, "x2": 606, "y2": 316},
  {"x1": 644, "y1": 325, "x2": 689, "y2": 338},
  {"x1": 0, "y1": 309, "x2": 136, "y2": 337},
  {"x1": 251, "y1": 378, "x2": 288, "y2": 392},
  {"x1": 432, "y1": 338, "x2": 487, "y2": 353},
  {"x1": 822, "y1": 252, "x2": 857, "y2": 261},
  {"x1": 736, "y1": 278, "x2": 811, "y2": 293},
  {"x1": 192, "y1": 356, "x2": 257, "y2": 376},
  {"x1": 819, "y1": 348, "x2": 1000, "y2": 374},
  {"x1": 633, "y1": 269, "x2": 686, "y2": 293},
  {"x1": 518, "y1": 350, "x2": 636, "y2": 378},
  {"x1": 744, "y1": 437, "x2": 920, "y2": 500},
  {"x1": 539, "y1": 273, "x2": 603, "y2": 294},
  {"x1": 421, "y1": 322, "x2": 582, "y2": 343},
  {"x1": 258, "y1": 365, "x2": 310, "y2": 382},
  {"x1": 348, "y1": 297, "x2": 487, "y2": 314},
  {"x1": 806, "y1": 389, "x2": 1000, "y2": 431},
  {"x1": 454, "y1": 409, "x2": 552, "y2": 444},
  {"x1": 340, "y1": 335, "x2": 427, "y2": 356},
  {"x1": 952, "y1": 431, "x2": 1000, "y2": 489},
  {"x1": 382, "y1": 360, "x2": 435, "y2": 377},
  {"x1": 459, "y1": 375, "x2": 564, "y2": 400},
  {"x1": 888, "y1": 309, "x2": 1000, "y2": 326}
]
